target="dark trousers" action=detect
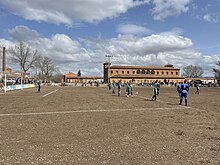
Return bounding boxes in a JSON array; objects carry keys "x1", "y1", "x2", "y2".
[
  {"x1": 179, "y1": 93, "x2": 188, "y2": 106},
  {"x1": 38, "y1": 86, "x2": 41, "y2": 92}
]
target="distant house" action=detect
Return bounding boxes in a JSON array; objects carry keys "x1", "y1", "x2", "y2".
[
  {"x1": 103, "y1": 63, "x2": 185, "y2": 84},
  {"x1": 64, "y1": 72, "x2": 103, "y2": 84},
  {"x1": 186, "y1": 77, "x2": 217, "y2": 85},
  {"x1": 64, "y1": 64, "x2": 218, "y2": 86},
  {"x1": 13, "y1": 71, "x2": 30, "y2": 78},
  {"x1": 0, "y1": 67, "x2": 12, "y2": 76}
]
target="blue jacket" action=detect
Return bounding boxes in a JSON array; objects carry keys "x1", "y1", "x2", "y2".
[{"x1": 181, "y1": 83, "x2": 189, "y2": 93}]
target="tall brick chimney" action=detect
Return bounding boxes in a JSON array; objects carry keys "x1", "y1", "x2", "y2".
[{"x1": 2, "y1": 47, "x2": 6, "y2": 73}]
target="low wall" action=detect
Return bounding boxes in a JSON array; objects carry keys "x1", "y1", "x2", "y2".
[{"x1": 6, "y1": 84, "x2": 35, "y2": 91}]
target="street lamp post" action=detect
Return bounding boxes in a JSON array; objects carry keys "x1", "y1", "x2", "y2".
[{"x1": 105, "y1": 54, "x2": 113, "y2": 83}]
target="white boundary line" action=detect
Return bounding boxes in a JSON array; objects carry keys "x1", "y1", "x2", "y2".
[
  {"x1": 42, "y1": 89, "x2": 59, "y2": 97},
  {"x1": 0, "y1": 107, "x2": 191, "y2": 117}
]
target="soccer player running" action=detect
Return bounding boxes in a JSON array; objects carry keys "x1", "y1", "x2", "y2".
[
  {"x1": 179, "y1": 80, "x2": 190, "y2": 106},
  {"x1": 195, "y1": 83, "x2": 200, "y2": 94},
  {"x1": 151, "y1": 80, "x2": 160, "y2": 101},
  {"x1": 126, "y1": 82, "x2": 133, "y2": 97}
]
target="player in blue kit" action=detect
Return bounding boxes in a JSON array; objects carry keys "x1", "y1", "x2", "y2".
[
  {"x1": 179, "y1": 80, "x2": 189, "y2": 106},
  {"x1": 117, "y1": 81, "x2": 121, "y2": 96}
]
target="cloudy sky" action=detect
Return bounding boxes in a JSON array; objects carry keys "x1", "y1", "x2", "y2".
[{"x1": 0, "y1": 0, "x2": 220, "y2": 77}]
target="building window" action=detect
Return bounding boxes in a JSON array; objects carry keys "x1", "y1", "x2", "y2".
[
  {"x1": 122, "y1": 71, "x2": 124, "y2": 74},
  {"x1": 162, "y1": 71, "x2": 164, "y2": 75},
  {"x1": 167, "y1": 72, "x2": 169, "y2": 75},
  {"x1": 146, "y1": 70, "x2": 150, "y2": 74},
  {"x1": 142, "y1": 69, "x2": 145, "y2": 74},
  {"x1": 151, "y1": 70, "x2": 155, "y2": 74},
  {"x1": 133, "y1": 71, "x2": 135, "y2": 74},
  {"x1": 111, "y1": 70, "x2": 113, "y2": 74},
  {"x1": 157, "y1": 71, "x2": 159, "y2": 75},
  {"x1": 176, "y1": 72, "x2": 178, "y2": 75},
  {"x1": 137, "y1": 69, "x2": 140, "y2": 74},
  {"x1": 171, "y1": 72, "x2": 173, "y2": 75},
  {"x1": 127, "y1": 71, "x2": 130, "y2": 74},
  {"x1": 116, "y1": 70, "x2": 118, "y2": 74}
]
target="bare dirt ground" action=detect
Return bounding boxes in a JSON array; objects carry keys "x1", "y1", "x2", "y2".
[{"x1": 0, "y1": 85, "x2": 220, "y2": 165}]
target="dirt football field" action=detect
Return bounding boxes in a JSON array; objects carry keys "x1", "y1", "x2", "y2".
[{"x1": 0, "y1": 85, "x2": 220, "y2": 165}]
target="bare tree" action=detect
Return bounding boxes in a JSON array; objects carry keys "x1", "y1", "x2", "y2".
[
  {"x1": 35, "y1": 55, "x2": 57, "y2": 79},
  {"x1": 43, "y1": 57, "x2": 57, "y2": 78},
  {"x1": 50, "y1": 73, "x2": 63, "y2": 83},
  {"x1": 10, "y1": 42, "x2": 39, "y2": 73},
  {"x1": 182, "y1": 65, "x2": 204, "y2": 78},
  {"x1": 213, "y1": 61, "x2": 220, "y2": 84}
]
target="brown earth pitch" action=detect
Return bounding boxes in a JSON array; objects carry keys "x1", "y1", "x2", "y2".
[{"x1": 0, "y1": 86, "x2": 219, "y2": 164}]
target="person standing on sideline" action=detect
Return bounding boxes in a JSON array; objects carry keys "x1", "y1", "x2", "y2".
[
  {"x1": 179, "y1": 80, "x2": 190, "y2": 106},
  {"x1": 177, "y1": 82, "x2": 182, "y2": 97},
  {"x1": 108, "y1": 82, "x2": 111, "y2": 90},
  {"x1": 111, "y1": 81, "x2": 116, "y2": 94},
  {"x1": 117, "y1": 81, "x2": 121, "y2": 96},
  {"x1": 128, "y1": 83, "x2": 133, "y2": 97},
  {"x1": 126, "y1": 82, "x2": 130, "y2": 97},
  {"x1": 195, "y1": 83, "x2": 200, "y2": 94},
  {"x1": 37, "y1": 80, "x2": 41, "y2": 92},
  {"x1": 151, "y1": 80, "x2": 160, "y2": 101}
]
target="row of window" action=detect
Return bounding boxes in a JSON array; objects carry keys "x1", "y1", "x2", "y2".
[
  {"x1": 118, "y1": 79, "x2": 178, "y2": 83},
  {"x1": 110, "y1": 69, "x2": 178, "y2": 76}
]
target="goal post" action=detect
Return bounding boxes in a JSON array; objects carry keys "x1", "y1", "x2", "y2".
[{"x1": 2, "y1": 74, "x2": 35, "y2": 92}]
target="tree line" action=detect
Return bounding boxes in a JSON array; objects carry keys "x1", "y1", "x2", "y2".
[
  {"x1": 182, "y1": 64, "x2": 220, "y2": 84},
  {"x1": 9, "y1": 42, "x2": 63, "y2": 83}
]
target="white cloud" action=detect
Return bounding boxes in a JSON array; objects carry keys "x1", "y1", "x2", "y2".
[
  {"x1": 117, "y1": 24, "x2": 152, "y2": 35},
  {"x1": 0, "y1": 0, "x2": 193, "y2": 24},
  {"x1": 2, "y1": 25, "x2": 93, "y2": 74},
  {"x1": 87, "y1": 33, "x2": 218, "y2": 77},
  {"x1": 107, "y1": 34, "x2": 192, "y2": 55},
  {"x1": 151, "y1": 0, "x2": 191, "y2": 21},
  {"x1": 1, "y1": 26, "x2": 219, "y2": 77},
  {"x1": 203, "y1": 13, "x2": 219, "y2": 23},
  {"x1": 0, "y1": 38, "x2": 13, "y2": 48},
  {"x1": 8, "y1": 25, "x2": 40, "y2": 41},
  {"x1": 0, "y1": 0, "x2": 149, "y2": 25}
]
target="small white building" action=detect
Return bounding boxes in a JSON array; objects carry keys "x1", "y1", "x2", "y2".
[{"x1": 186, "y1": 77, "x2": 217, "y2": 85}]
